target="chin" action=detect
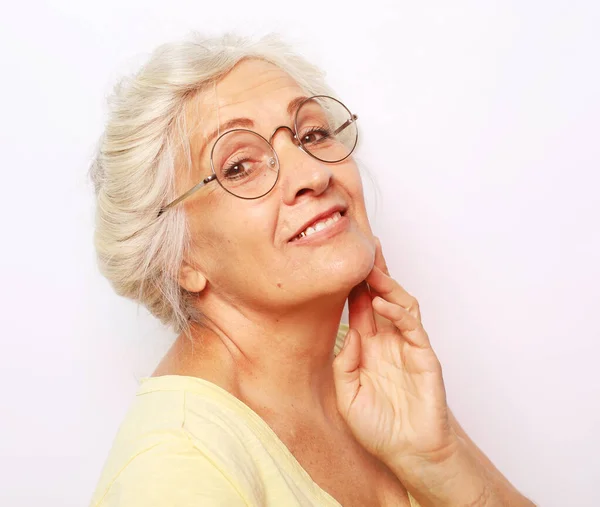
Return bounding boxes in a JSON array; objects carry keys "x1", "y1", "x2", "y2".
[{"x1": 319, "y1": 237, "x2": 376, "y2": 290}]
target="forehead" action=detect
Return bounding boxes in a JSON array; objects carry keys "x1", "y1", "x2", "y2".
[
  {"x1": 191, "y1": 59, "x2": 305, "y2": 130},
  {"x1": 216, "y1": 59, "x2": 303, "y2": 109}
]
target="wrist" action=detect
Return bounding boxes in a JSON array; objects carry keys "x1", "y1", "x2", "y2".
[{"x1": 389, "y1": 437, "x2": 491, "y2": 507}]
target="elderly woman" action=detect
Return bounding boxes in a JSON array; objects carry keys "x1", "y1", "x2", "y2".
[{"x1": 89, "y1": 33, "x2": 534, "y2": 507}]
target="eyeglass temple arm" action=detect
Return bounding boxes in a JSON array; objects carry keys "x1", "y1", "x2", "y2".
[
  {"x1": 157, "y1": 174, "x2": 217, "y2": 217},
  {"x1": 333, "y1": 114, "x2": 358, "y2": 136}
]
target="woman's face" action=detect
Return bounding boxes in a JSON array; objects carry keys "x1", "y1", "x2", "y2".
[{"x1": 179, "y1": 58, "x2": 376, "y2": 311}]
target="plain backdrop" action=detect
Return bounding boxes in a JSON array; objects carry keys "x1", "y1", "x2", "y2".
[{"x1": 1, "y1": 1, "x2": 598, "y2": 506}]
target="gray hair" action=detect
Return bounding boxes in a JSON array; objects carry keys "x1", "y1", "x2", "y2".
[{"x1": 89, "y1": 32, "x2": 338, "y2": 335}]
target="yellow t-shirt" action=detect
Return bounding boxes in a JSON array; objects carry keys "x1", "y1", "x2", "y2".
[{"x1": 90, "y1": 324, "x2": 419, "y2": 507}]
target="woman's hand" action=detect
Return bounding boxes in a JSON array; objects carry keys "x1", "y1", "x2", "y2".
[{"x1": 333, "y1": 237, "x2": 457, "y2": 471}]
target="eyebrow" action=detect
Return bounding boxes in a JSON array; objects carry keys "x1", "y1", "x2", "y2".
[{"x1": 200, "y1": 95, "x2": 309, "y2": 153}]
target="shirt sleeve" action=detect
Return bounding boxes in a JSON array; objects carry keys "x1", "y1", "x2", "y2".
[{"x1": 94, "y1": 437, "x2": 249, "y2": 507}]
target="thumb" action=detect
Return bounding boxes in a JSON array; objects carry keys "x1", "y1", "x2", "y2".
[{"x1": 333, "y1": 328, "x2": 361, "y2": 418}]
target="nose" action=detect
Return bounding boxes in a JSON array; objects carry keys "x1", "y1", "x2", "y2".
[{"x1": 270, "y1": 126, "x2": 333, "y2": 203}]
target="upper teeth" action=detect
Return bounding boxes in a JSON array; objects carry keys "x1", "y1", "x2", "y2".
[{"x1": 295, "y1": 211, "x2": 342, "y2": 240}]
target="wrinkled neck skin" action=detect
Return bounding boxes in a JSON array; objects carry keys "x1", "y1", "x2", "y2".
[{"x1": 172, "y1": 283, "x2": 350, "y2": 430}]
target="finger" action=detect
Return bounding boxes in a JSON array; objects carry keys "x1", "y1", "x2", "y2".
[
  {"x1": 370, "y1": 288, "x2": 396, "y2": 332},
  {"x1": 374, "y1": 237, "x2": 390, "y2": 276},
  {"x1": 372, "y1": 297, "x2": 430, "y2": 349},
  {"x1": 369, "y1": 237, "x2": 395, "y2": 331},
  {"x1": 348, "y1": 281, "x2": 377, "y2": 337},
  {"x1": 332, "y1": 328, "x2": 361, "y2": 419},
  {"x1": 366, "y1": 265, "x2": 421, "y2": 322}
]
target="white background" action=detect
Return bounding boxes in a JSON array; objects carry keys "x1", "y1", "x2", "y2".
[{"x1": 1, "y1": 1, "x2": 598, "y2": 506}]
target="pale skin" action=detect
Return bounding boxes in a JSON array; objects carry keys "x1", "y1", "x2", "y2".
[{"x1": 153, "y1": 58, "x2": 534, "y2": 506}]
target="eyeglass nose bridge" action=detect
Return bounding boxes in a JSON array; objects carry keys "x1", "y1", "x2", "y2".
[
  {"x1": 269, "y1": 125, "x2": 300, "y2": 146},
  {"x1": 269, "y1": 124, "x2": 320, "y2": 165}
]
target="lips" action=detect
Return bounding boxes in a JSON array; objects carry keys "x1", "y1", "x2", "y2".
[{"x1": 288, "y1": 205, "x2": 347, "y2": 242}]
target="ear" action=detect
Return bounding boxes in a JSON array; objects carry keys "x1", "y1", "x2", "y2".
[{"x1": 179, "y1": 262, "x2": 207, "y2": 293}]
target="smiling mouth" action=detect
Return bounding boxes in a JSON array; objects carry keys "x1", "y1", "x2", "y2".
[{"x1": 290, "y1": 210, "x2": 346, "y2": 242}]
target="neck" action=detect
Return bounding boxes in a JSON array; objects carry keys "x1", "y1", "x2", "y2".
[{"x1": 163, "y1": 289, "x2": 348, "y2": 427}]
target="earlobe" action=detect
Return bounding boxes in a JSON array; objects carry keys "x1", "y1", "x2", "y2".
[{"x1": 179, "y1": 263, "x2": 207, "y2": 293}]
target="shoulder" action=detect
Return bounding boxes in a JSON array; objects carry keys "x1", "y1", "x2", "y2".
[
  {"x1": 90, "y1": 378, "x2": 263, "y2": 507},
  {"x1": 90, "y1": 434, "x2": 249, "y2": 507}
]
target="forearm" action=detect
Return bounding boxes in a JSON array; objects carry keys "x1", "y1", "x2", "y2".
[{"x1": 389, "y1": 436, "x2": 535, "y2": 507}]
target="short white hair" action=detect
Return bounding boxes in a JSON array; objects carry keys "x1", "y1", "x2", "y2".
[{"x1": 89, "y1": 32, "x2": 338, "y2": 334}]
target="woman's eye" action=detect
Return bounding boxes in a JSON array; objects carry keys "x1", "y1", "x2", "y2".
[
  {"x1": 301, "y1": 128, "x2": 330, "y2": 145},
  {"x1": 223, "y1": 160, "x2": 251, "y2": 180}
]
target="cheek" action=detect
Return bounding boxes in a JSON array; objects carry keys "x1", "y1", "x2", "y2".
[
  {"x1": 215, "y1": 205, "x2": 277, "y2": 262},
  {"x1": 339, "y1": 162, "x2": 365, "y2": 196},
  {"x1": 342, "y1": 166, "x2": 370, "y2": 218},
  {"x1": 188, "y1": 216, "x2": 262, "y2": 287}
]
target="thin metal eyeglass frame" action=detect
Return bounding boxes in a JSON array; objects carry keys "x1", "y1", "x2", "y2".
[{"x1": 157, "y1": 95, "x2": 358, "y2": 217}]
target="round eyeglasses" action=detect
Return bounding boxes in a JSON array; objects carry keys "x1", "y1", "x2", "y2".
[{"x1": 158, "y1": 95, "x2": 358, "y2": 216}]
